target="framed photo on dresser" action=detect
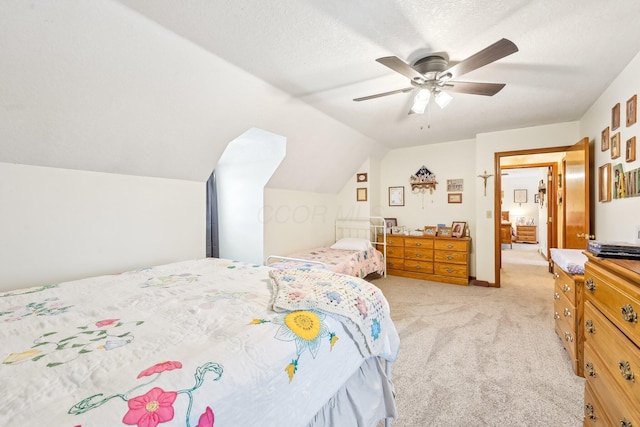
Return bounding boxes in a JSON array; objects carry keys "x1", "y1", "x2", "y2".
[{"x1": 451, "y1": 221, "x2": 466, "y2": 238}]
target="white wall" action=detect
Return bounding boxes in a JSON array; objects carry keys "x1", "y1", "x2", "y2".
[
  {"x1": 0, "y1": 162, "x2": 204, "y2": 291},
  {"x1": 581, "y1": 50, "x2": 640, "y2": 243},
  {"x1": 263, "y1": 189, "x2": 338, "y2": 259},
  {"x1": 476, "y1": 122, "x2": 580, "y2": 283},
  {"x1": 379, "y1": 139, "x2": 477, "y2": 274}
]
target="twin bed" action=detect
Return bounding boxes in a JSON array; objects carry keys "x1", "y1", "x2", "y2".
[
  {"x1": 1, "y1": 249, "x2": 398, "y2": 426},
  {"x1": 267, "y1": 217, "x2": 387, "y2": 278}
]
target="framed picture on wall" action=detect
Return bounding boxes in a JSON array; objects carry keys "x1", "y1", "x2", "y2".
[
  {"x1": 356, "y1": 187, "x2": 367, "y2": 202},
  {"x1": 627, "y1": 95, "x2": 637, "y2": 127},
  {"x1": 611, "y1": 132, "x2": 621, "y2": 159},
  {"x1": 514, "y1": 189, "x2": 527, "y2": 204},
  {"x1": 447, "y1": 193, "x2": 462, "y2": 203},
  {"x1": 612, "y1": 102, "x2": 621, "y2": 130},
  {"x1": 626, "y1": 137, "x2": 636, "y2": 162},
  {"x1": 601, "y1": 127, "x2": 610, "y2": 151},
  {"x1": 598, "y1": 163, "x2": 611, "y2": 202},
  {"x1": 388, "y1": 186, "x2": 404, "y2": 206}
]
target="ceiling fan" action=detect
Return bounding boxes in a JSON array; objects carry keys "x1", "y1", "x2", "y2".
[{"x1": 354, "y1": 38, "x2": 518, "y2": 114}]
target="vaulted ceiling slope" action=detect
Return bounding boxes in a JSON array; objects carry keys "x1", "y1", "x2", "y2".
[
  {"x1": 0, "y1": 1, "x2": 386, "y2": 193},
  {"x1": 3, "y1": 1, "x2": 640, "y2": 193}
]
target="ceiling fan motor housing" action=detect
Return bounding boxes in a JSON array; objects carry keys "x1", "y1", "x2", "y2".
[{"x1": 413, "y1": 55, "x2": 449, "y2": 79}]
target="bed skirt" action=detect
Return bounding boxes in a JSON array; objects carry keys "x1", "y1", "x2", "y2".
[{"x1": 307, "y1": 357, "x2": 397, "y2": 427}]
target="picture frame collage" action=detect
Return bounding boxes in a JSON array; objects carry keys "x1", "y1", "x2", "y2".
[{"x1": 599, "y1": 94, "x2": 640, "y2": 202}]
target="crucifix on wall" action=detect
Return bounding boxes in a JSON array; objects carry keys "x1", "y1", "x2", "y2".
[{"x1": 477, "y1": 170, "x2": 493, "y2": 196}]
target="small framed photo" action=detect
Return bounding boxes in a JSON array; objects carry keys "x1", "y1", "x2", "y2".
[
  {"x1": 446, "y1": 179, "x2": 463, "y2": 192},
  {"x1": 611, "y1": 132, "x2": 621, "y2": 159},
  {"x1": 626, "y1": 136, "x2": 636, "y2": 162},
  {"x1": 448, "y1": 193, "x2": 462, "y2": 204},
  {"x1": 514, "y1": 189, "x2": 527, "y2": 204},
  {"x1": 450, "y1": 221, "x2": 466, "y2": 238},
  {"x1": 356, "y1": 187, "x2": 367, "y2": 202},
  {"x1": 384, "y1": 218, "x2": 398, "y2": 232},
  {"x1": 601, "y1": 127, "x2": 610, "y2": 151},
  {"x1": 388, "y1": 186, "x2": 405, "y2": 206},
  {"x1": 612, "y1": 102, "x2": 621, "y2": 130},
  {"x1": 357, "y1": 173, "x2": 368, "y2": 183},
  {"x1": 598, "y1": 163, "x2": 611, "y2": 202},
  {"x1": 627, "y1": 95, "x2": 637, "y2": 127},
  {"x1": 438, "y1": 227, "x2": 452, "y2": 237},
  {"x1": 423, "y1": 226, "x2": 437, "y2": 236}
]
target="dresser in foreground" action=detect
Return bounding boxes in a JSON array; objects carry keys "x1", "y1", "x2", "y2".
[{"x1": 582, "y1": 252, "x2": 640, "y2": 426}]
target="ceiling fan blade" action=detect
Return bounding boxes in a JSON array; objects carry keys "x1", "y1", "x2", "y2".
[
  {"x1": 376, "y1": 56, "x2": 425, "y2": 81},
  {"x1": 440, "y1": 38, "x2": 518, "y2": 80},
  {"x1": 353, "y1": 87, "x2": 414, "y2": 102},
  {"x1": 446, "y1": 81, "x2": 506, "y2": 96}
]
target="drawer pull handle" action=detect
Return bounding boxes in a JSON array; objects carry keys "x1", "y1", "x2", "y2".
[
  {"x1": 554, "y1": 292, "x2": 560, "y2": 300},
  {"x1": 447, "y1": 255, "x2": 454, "y2": 260},
  {"x1": 585, "y1": 277, "x2": 596, "y2": 291},
  {"x1": 585, "y1": 319, "x2": 595, "y2": 334},
  {"x1": 553, "y1": 273, "x2": 559, "y2": 279},
  {"x1": 620, "y1": 419, "x2": 633, "y2": 427},
  {"x1": 446, "y1": 268, "x2": 454, "y2": 273},
  {"x1": 554, "y1": 312, "x2": 560, "y2": 320},
  {"x1": 415, "y1": 265, "x2": 421, "y2": 270},
  {"x1": 562, "y1": 284, "x2": 571, "y2": 292},
  {"x1": 621, "y1": 304, "x2": 638, "y2": 323},
  {"x1": 563, "y1": 308, "x2": 572, "y2": 318},
  {"x1": 415, "y1": 253, "x2": 422, "y2": 258},
  {"x1": 585, "y1": 362, "x2": 596, "y2": 377},
  {"x1": 564, "y1": 331, "x2": 573, "y2": 342},
  {"x1": 447, "y1": 244, "x2": 454, "y2": 249},
  {"x1": 584, "y1": 403, "x2": 596, "y2": 421},
  {"x1": 618, "y1": 361, "x2": 635, "y2": 382},
  {"x1": 415, "y1": 242, "x2": 422, "y2": 246}
]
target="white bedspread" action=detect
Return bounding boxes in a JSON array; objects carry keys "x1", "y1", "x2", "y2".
[
  {"x1": 0, "y1": 258, "x2": 398, "y2": 426},
  {"x1": 550, "y1": 248, "x2": 587, "y2": 275}
]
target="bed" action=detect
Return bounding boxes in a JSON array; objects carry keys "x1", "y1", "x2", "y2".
[
  {"x1": 0, "y1": 258, "x2": 399, "y2": 426},
  {"x1": 267, "y1": 217, "x2": 387, "y2": 278}
]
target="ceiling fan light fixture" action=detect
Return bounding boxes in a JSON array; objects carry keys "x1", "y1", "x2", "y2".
[
  {"x1": 411, "y1": 89, "x2": 431, "y2": 114},
  {"x1": 434, "y1": 90, "x2": 452, "y2": 109}
]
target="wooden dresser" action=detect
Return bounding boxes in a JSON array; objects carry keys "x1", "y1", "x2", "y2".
[
  {"x1": 515, "y1": 225, "x2": 537, "y2": 243},
  {"x1": 553, "y1": 264, "x2": 585, "y2": 377},
  {"x1": 379, "y1": 234, "x2": 471, "y2": 285},
  {"x1": 582, "y1": 252, "x2": 640, "y2": 425}
]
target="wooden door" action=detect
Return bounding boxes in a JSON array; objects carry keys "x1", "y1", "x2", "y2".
[{"x1": 564, "y1": 137, "x2": 591, "y2": 249}]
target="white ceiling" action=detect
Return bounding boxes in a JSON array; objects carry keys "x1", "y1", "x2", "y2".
[
  {"x1": 119, "y1": 0, "x2": 640, "y2": 148},
  {"x1": 3, "y1": 1, "x2": 640, "y2": 192}
]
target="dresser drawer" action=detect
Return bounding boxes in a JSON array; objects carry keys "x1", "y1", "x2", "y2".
[
  {"x1": 553, "y1": 266, "x2": 579, "y2": 306},
  {"x1": 386, "y1": 258, "x2": 404, "y2": 270},
  {"x1": 554, "y1": 314, "x2": 577, "y2": 365},
  {"x1": 404, "y1": 248, "x2": 433, "y2": 261},
  {"x1": 385, "y1": 246, "x2": 405, "y2": 259},
  {"x1": 434, "y1": 239, "x2": 467, "y2": 252},
  {"x1": 584, "y1": 340, "x2": 640, "y2": 427},
  {"x1": 404, "y1": 260, "x2": 434, "y2": 274},
  {"x1": 434, "y1": 263, "x2": 467, "y2": 278},
  {"x1": 434, "y1": 250, "x2": 467, "y2": 264},
  {"x1": 586, "y1": 262, "x2": 640, "y2": 348},
  {"x1": 404, "y1": 237, "x2": 433, "y2": 249},
  {"x1": 553, "y1": 287, "x2": 577, "y2": 330},
  {"x1": 583, "y1": 381, "x2": 614, "y2": 427},
  {"x1": 584, "y1": 301, "x2": 640, "y2": 404},
  {"x1": 384, "y1": 236, "x2": 404, "y2": 247}
]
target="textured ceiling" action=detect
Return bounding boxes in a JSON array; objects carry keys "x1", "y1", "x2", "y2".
[{"x1": 119, "y1": 0, "x2": 640, "y2": 148}]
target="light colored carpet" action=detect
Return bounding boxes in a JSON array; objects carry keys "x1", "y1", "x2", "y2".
[{"x1": 373, "y1": 243, "x2": 585, "y2": 427}]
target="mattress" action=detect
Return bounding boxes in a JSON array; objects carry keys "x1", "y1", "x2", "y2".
[
  {"x1": 0, "y1": 258, "x2": 398, "y2": 426},
  {"x1": 550, "y1": 248, "x2": 587, "y2": 275}
]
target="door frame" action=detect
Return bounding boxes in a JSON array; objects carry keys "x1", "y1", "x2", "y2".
[{"x1": 493, "y1": 145, "x2": 572, "y2": 287}]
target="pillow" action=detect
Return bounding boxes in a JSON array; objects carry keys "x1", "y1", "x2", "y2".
[{"x1": 330, "y1": 238, "x2": 372, "y2": 251}]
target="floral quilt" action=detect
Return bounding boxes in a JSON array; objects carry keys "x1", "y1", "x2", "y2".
[
  {"x1": 276, "y1": 247, "x2": 385, "y2": 278},
  {"x1": 0, "y1": 258, "x2": 397, "y2": 426}
]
